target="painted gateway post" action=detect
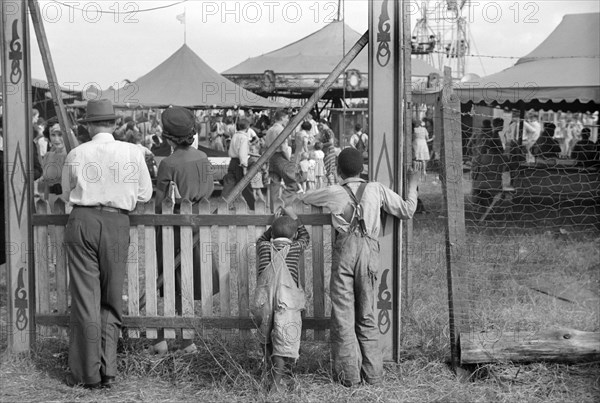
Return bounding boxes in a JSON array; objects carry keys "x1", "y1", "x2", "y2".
[{"x1": 1, "y1": 0, "x2": 35, "y2": 352}]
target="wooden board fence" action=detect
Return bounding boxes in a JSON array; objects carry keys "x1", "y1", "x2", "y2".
[{"x1": 32, "y1": 198, "x2": 333, "y2": 340}]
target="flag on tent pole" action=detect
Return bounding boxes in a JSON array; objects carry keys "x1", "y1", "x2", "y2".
[{"x1": 176, "y1": 12, "x2": 185, "y2": 24}]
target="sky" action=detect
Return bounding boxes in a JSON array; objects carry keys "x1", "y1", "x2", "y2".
[{"x1": 27, "y1": 0, "x2": 600, "y2": 91}]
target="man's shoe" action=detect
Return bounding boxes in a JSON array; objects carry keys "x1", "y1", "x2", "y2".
[
  {"x1": 101, "y1": 376, "x2": 116, "y2": 389},
  {"x1": 65, "y1": 373, "x2": 102, "y2": 389}
]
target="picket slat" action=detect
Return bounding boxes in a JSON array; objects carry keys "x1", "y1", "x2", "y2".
[
  {"x1": 32, "y1": 198, "x2": 332, "y2": 341},
  {"x1": 127, "y1": 205, "x2": 140, "y2": 338},
  {"x1": 199, "y1": 199, "x2": 213, "y2": 318},
  {"x1": 53, "y1": 199, "x2": 68, "y2": 315},
  {"x1": 312, "y1": 204, "x2": 326, "y2": 340},
  {"x1": 144, "y1": 201, "x2": 158, "y2": 339},
  {"x1": 180, "y1": 200, "x2": 195, "y2": 339},
  {"x1": 236, "y1": 199, "x2": 250, "y2": 339},
  {"x1": 35, "y1": 200, "x2": 50, "y2": 337},
  {"x1": 162, "y1": 200, "x2": 176, "y2": 339},
  {"x1": 218, "y1": 199, "x2": 231, "y2": 316}
]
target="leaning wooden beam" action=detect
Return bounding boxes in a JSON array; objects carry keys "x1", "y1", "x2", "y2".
[
  {"x1": 224, "y1": 30, "x2": 369, "y2": 205},
  {"x1": 28, "y1": 0, "x2": 78, "y2": 152},
  {"x1": 460, "y1": 328, "x2": 600, "y2": 364}
]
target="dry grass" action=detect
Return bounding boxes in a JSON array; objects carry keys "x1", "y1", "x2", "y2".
[{"x1": 1, "y1": 172, "x2": 600, "y2": 402}]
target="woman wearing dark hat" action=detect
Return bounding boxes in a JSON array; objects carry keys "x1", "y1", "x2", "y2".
[{"x1": 150, "y1": 106, "x2": 215, "y2": 354}]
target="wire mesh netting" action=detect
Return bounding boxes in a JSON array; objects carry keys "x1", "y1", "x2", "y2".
[{"x1": 404, "y1": 108, "x2": 600, "y2": 361}]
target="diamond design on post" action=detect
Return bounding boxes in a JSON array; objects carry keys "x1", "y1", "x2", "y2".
[{"x1": 10, "y1": 142, "x2": 27, "y2": 225}]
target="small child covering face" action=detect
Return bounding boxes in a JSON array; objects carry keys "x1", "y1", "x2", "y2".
[{"x1": 252, "y1": 206, "x2": 310, "y2": 392}]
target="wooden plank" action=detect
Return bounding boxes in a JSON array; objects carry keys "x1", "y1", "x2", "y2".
[
  {"x1": 236, "y1": 199, "x2": 250, "y2": 340},
  {"x1": 34, "y1": 200, "x2": 50, "y2": 336},
  {"x1": 251, "y1": 199, "x2": 267, "y2": 321},
  {"x1": 53, "y1": 199, "x2": 68, "y2": 315},
  {"x1": 161, "y1": 200, "x2": 176, "y2": 339},
  {"x1": 199, "y1": 199, "x2": 213, "y2": 317},
  {"x1": 144, "y1": 201, "x2": 158, "y2": 339},
  {"x1": 218, "y1": 199, "x2": 231, "y2": 316},
  {"x1": 179, "y1": 200, "x2": 195, "y2": 340},
  {"x1": 460, "y1": 328, "x2": 600, "y2": 364},
  {"x1": 33, "y1": 213, "x2": 333, "y2": 227},
  {"x1": 311, "y1": 205, "x2": 325, "y2": 341},
  {"x1": 1, "y1": 0, "x2": 35, "y2": 352},
  {"x1": 126, "y1": 206, "x2": 140, "y2": 338},
  {"x1": 36, "y1": 314, "x2": 332, "y2": 331},
  {"x1": 399, "y1": 0, "x2": 412, "y2": 362},
  {"x1": 440, "y1": 67, "x2": 469, "y2": 370},
  {"x1": 299, "y1": 200, "x2": 311, "y2": 340}
]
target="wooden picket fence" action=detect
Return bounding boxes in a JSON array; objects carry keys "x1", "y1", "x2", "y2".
[{"x1": 32, "y1": 197, "x2": 333, "y2": 341}]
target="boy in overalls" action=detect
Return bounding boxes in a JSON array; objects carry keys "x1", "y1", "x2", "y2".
[
  {"x1": 253, "y1": 207, "x2": 310, "y2": 391},
  {"x1": 301, "y1": 148, "x2": 419, "y2": 386}
]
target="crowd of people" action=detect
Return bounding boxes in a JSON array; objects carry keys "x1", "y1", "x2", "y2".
[{"x1": 466, "y1": 110, "x2": 600, "y2": 208}]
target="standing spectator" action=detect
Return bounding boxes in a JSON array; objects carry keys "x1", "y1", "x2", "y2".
[
  {"x1": 300, "y1": 148, "x2": 419, "y2": 386},
  {"x1": 350, "y1": 124, "x2": 368, "y2": 158},
  {"x1": 531, "y1": 123, "x2": 561, "y2": 160},
  {"x1": 150, "y1": 106, "x2": 216, "y2": 355},
  {"x1": 317, "y1": 120, "x2": 335, "y2": 154},
  {"x1": 522, "y1": 111, "x2": 541, "y2": 156},
  {"x1": 61, "y1": 99, "x2": 152, "y2": 388},
  {"x1": 128, "y1": 129, "x2": 158, "y2": 179},
  {"x1": 264, "y1": 110, "x2": 300, "y2": 208},
  {"x1": 554, "y1": 119, "x2": 572, "y2": 158},
  {"x1": 227, "y1": 118, "x2": 255, "y2": 209},
  {"x1": 40, "y1": 123, "x2": 67, "y2": 204},
  {"x1": 306, "y1": 151, "x2": 317, "y2": 190},
  {"x1": 313, "y1": 142, "x2": 325, "y2": 188},
  {"x1": 324, "y1": 146, "x2": 340, "y2": 186},
  {"x1": 471, "y1": 137, "x2": 508, "y2": 207},
  {"x1": 572, "y1": 127, "x2": 600, "y2": 168},
  {"x1": 249, "y1": 134, "x2": 266, "y2": 203},
  {"x1": 294, "y1": 121, "x2": 311, "y2": 166},
  {"x1": 306, "y1": 113, "x2": 320, "y2": 145},
  {"x1": 412, "y1": 119, "x2": 430, "y2": 178},
  {"x1": 297, "y1": 152, "x2": 310, "y2": 193}
]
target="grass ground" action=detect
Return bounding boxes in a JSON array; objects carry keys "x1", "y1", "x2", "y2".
[{"x1": 1, "y1": 173, "x2": 599, "y2": 402}]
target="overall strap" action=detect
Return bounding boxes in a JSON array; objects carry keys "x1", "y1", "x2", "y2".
[
  {"x1": 342, "y1": 182, "x2": 368, "y2": 236},
  {"x1": 342, "y1": 182, "x2": 367, "y2": 205}
]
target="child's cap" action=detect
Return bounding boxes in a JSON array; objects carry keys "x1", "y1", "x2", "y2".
[
  {"x1": 338, "y1": 147, "x2": 363, "y2": 177},
  {"x1": 271, "y1": 216, "x2": 297, "y2": 239}
]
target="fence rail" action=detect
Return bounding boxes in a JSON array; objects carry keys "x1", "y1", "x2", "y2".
[{"x1": 32, "y1": 198, "x2": 333, "y2": 341}]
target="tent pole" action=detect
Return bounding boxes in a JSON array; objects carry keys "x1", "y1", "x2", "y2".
[{"x1": 224, "y1": 30, "x2": 369, "y2": 205}]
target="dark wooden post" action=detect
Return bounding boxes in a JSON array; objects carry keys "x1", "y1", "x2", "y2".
[
  {"x1": 440, "y1": 67, "x2": 470, "y2": 372},
  {"x1": 1, "y1": 0, "x2": 35, "y2": 352}
]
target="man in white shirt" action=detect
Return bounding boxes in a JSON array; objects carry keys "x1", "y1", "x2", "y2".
[
  {"x1": 522, "y1": 111, "x2": 541, "y2": 153},
  {"x1": 227, "y1": 118, "x2": 254, "y2": 209},
  {"x1": 62, "y1": 99, "x2": 152, "y2": 389}
]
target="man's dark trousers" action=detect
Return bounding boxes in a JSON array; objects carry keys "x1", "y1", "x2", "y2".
[{"x1": 65, "y1": 206, "x2": 130, "y2": 384}]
